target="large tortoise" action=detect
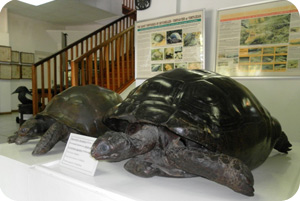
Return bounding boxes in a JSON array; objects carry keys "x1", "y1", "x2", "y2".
[
  {"x1": 91, "y1": 69, "x2": 292, "y2": 196},
  {"x1": 8, "y1": 85, "x2": 122, "y2": 155}
]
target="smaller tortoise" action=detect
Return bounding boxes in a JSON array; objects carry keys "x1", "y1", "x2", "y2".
[
  {"x1": 91, "y1": 69, "x2": 292, "y2": 196},
  {"x1": 8, "y1": 85, "x2": 122, "y2": 155}
]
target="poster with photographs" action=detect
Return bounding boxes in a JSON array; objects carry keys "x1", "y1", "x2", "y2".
[
  {"x1": 216, "y1": 0, "x2": 300, "y2": 77},
  {"x1": 136, "y1": 10, "x2": 205, "y2": 78}
]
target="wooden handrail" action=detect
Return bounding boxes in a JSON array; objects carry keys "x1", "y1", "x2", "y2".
[{"x1": 32, "y1": 6, "x2": 136, "y2": 115}]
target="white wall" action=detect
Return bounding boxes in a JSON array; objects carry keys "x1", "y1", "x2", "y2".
[
  {"x1": 0, "y1": 8, "x2": 9, "y2": 44},
  {"x1": 8, "y1": 13, "x2": 65, "y2": 53},
  {"x1": 82, "y1": 0, "x2": 123, "y2": 16},
  {"x1": 0, "y1": 12, "x2": 66, "y2": 112},
  {"x1": 131, "y1": 0, "x2": 300, "y2": 143},
  {"x1": 0, "y1": 8, "x2": 10, "y2": 113}
]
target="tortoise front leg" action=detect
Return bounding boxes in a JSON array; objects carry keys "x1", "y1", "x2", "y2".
[
  {"x1": 32, "y1": 122, "x2": 69, "y2": 155},
  {"x1": 124, "y1": 148, "x2": 196, "y2": 178},
  {"x1": 166, "y1": 146, "x2": 254, "y2": 196}
]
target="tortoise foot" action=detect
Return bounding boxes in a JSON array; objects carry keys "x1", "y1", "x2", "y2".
[
  {"x1": 166, "y1": 147, "x2": 254, "y2": 196},
  {"x1": 124, "y1": 158, "x2": 158, "y2": 178},
  {"x1": 7, "y1": 132, "x2": 18, "y2": 143}
]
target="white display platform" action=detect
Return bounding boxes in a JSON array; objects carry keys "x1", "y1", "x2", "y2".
[{"x1": 1, "y1": 140, "x2": 299, "y2": 201}]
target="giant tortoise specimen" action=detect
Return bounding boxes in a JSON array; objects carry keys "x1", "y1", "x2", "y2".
[
  {"x1": 91, "y1": 68, "x2": 292, "y2": 196},
  {"x1": 8, "y1": 85, "x2": 122, "y2": 155}
]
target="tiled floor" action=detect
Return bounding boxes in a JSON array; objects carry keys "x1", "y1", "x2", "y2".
[{"x1": 0, "y1": 112, "x2": 20, "y2": 144}]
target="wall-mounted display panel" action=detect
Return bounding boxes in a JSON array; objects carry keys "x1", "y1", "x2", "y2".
[
  {"x1": 11, "y1": 51, "x2": 20, "y2": 63},
  {"x1": 21, "y1": 65, "x2": 32, "y2": 79},
  {"x1": 136, "y1": 9, "x2": 205, "y2": 78},
  {"x1": 21, "y1": 52, "x2": 34, "y2": 64},
  {"x1": 0, "y1": 64, "x2": 12, "y2": 79},
  {"x1": 11, "y1": 65, "x2": 21, "y2": 79},
  {"x1": 216, "y1": 0, "x2": 300, "y2": 77},
  {"x1": 0, "y1": 46, "x2": 11, "y2": 62}
]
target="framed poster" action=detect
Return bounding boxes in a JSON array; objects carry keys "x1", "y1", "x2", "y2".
[
  {"x1": 135, "y1": 9, "x2": 205, "y2": 78},
  {"x1": 0, "y1": 46, "x2": 11, "y2": 62},
  {"x1": 11, "y1": 51, "x2": 20, "y2": 63},
  {"x1": 21, "y1": 65, "x2": 32, "y2": 79},
  {"x1": 11, "y1": 65, "x2": 21, "y2": 79},
  {"x1": 21, "y1": 52, "x2": 34, "y2": 64},
  {"x1": 0, "y1": 64, "x2": 12, "y2": 79},
  {"x1": 215, "y1": 0, "x2": 300, "y2": 77}
]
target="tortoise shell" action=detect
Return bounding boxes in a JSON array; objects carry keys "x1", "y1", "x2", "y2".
[
  {"x1": 104, "y1": 69, "x2": 282, "y2": 169},
  {"x1": 38, "y1": 85, "x2": 122, "y2": 137}
]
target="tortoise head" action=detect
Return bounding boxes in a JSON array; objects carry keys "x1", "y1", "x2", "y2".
[
  {"x1": 91, "y1": 124, "x2": 161, "y2": 162},
  {"x1": 15, "y1": 118, "x2": 40, "y2": 144},
  {"x1": 18, "y1": 118, "x2": 39, "y2": 136},
  {"x1": 91, "y1": 131, "x2": 133, "y2": 162}
]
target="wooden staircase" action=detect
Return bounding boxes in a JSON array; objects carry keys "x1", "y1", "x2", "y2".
[
  {"x1": 32, "y1": 1, "x2": 136, "y2": 115},
  {"x1": 71, "y1": 25, "x2": 135, "y2": 92}
]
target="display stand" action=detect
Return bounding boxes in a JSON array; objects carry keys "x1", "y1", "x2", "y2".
[{"x1": 1, "y1": 140, "x2": 299, "y2": 201}]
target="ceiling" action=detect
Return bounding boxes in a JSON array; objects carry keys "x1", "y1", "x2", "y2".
[{"x1": 4, "y1": 0, "x2": 120, "y2": 26}]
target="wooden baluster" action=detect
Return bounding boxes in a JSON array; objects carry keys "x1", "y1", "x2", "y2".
[
  {"x1": 41, "y1": 63, "x2": 45, "y2": 109},
  {"x1": 81, "y1": 60, "x2": 85, "y2": 85},
  {"x1": 94, "y1": 51, "x2": 98, "y2": 85},
  {"x1": 116, "y1": 37, "x2": 121, "y2": 88},
  {"x1": 76, "y1": 44, "x2": 79, "y2": 58},
  {"x1": 95, "y1": 34, "x2": 98, "y2": 47},
  {"x1": 47, "y1": 60, "x2": 52, "y2": 102},
  {"x1": 121, "y1": 35, "x2": 125, "y2": 85},
  {"x1": 81, "y1": 41, "x2": 84, "y2": 55},
  {"x1": 53, "y1": 57, "x2": 57, "y2": 95},
  {"x1": 126, "y1": 32, "x2": 130, "y2": 81},
  {"x1": 90, "y1": 36, "x2": 93, "y2": 49},
  {"x1": 69, "y1": 47, "x2": 74, "y2": 87},
  {"x1": 58, "y1": 54, "x2": 62, "y2": 92},
  {"x1": 100, "y1": 30, "x2": 103, "y2": 44},
  {"x1": 111, "y1": 40, "x2": 115, "y2": 91},
  {"x1": 70, "y1": 47, "x2": 74, "y2": 61},
  {"x1": 86, "y1": 39, "x2": 88, "y2": 53},
  {"x1": 32, "y1": 64, "x2": 38, "y2": 114},
  {"x1": 71, "y1": 61, "x2": 78, "y2": 86},
  {"x1": 131, "y1": 28, "x2": 135, "y2": 79},
  {"x1": 105, "y1": 45, "x2": 110, "y2": 89},
  {"x1": 88, "y1": 54, "x2": 93, "y2": 85},
  {"x1": 118, "y1": 21, "x2": 121, "y2": 35},
  {"x1": 65, "y1": 50, "x2": 69, "y2": 89},
  {"x1": 100, "y1": 47, "x2": 104, "y2": 87},
  {"x1": 59, "y1": 54, "x2": 63, "y2": 92}
]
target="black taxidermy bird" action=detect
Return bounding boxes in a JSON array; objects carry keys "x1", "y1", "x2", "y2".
[{"x1": 12, "y1": 86, "x2": 33, "y2": 104}]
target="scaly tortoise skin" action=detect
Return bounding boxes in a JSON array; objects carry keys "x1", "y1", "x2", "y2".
[
  {"x1": 91, "y1": 68, "x2": 292, "y2": 196},
  {"x1": 9, "y1": 85, "x2": 122, "y2": 155}
]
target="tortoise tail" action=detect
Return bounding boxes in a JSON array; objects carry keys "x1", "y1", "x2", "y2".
[{"x1": 274, "y1": 132, "x2": 292, "y2": 154}]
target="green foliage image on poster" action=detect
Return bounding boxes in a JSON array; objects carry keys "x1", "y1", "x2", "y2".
[{"x1": 240, "y1": 14, "x2": 291, "y2": 45}]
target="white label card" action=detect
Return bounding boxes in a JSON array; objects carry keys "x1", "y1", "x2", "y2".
[{"x1": 60, "y1": 133, "x2": 98, "y2": 176}]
